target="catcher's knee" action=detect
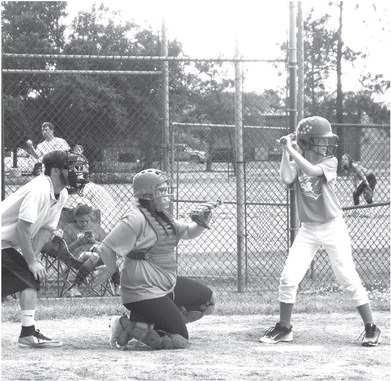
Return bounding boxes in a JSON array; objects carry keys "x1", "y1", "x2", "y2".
[
  {"x1": 202, "y1": 291, "x2": 216, "y2": 315},
  {"x1": 180, "y1": 292, "x2": 216, "y2": 324}
]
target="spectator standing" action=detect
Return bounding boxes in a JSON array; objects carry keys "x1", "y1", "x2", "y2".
[{"x1": 26, "y1": 122, "x2": 70, "y2": 164}]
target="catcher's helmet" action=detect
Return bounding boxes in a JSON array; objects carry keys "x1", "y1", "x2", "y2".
[
  {"x1": 296, "y1": 116, "x2": 338, "y2": 157},
  {"x1": 66, "y1": 152, "x2": 89, "y2": 190},
  {"x1": 132, "y1": 168, "x2": 174, "y2": 211}
]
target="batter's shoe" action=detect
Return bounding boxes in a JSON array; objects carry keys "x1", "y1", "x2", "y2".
[
  {"x1": 259, "y1": 322, "x2": 293, "y2": 344},
  {"x1": 360, "y1": 323, "x2": 381, "y2": 347},
  {"x1": 18, "y1": 330, "x2": 63, "y2": 348}
]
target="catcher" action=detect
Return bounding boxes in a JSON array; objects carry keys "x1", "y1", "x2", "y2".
[
  {"x1": 341, "y1": 153, "x2": 377, "y2": 205},
  {"x1": 94, "y1": 168, "x2": 218, "y2": 350}
]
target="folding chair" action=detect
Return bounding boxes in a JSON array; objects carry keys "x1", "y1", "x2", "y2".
[{"x1": 40, "y1": 207, "x2": 117, "y2": 297}]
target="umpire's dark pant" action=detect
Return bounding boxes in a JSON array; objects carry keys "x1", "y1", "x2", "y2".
[{"x1": 2, "y1": 248, "x2": 40, "y2": 298}]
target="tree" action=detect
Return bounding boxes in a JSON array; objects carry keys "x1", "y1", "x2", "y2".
[
  {"x1": 2, "y1": 1, "x2": 66, "y2": 54},
  {"x1": 2, "y1": 1, "x2": 68, "y2": 150},
  {"x1": 302, "y1": 7, "x2": 364, "y2": 119},
  {"x1": 59, "y1": 3, "x2": 187, "y2": 167}
]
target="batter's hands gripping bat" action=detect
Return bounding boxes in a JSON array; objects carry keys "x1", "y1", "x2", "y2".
[
  {"x1": 278, "y1": 133, "x2": 296, "y2": 145},
  {"x1": 190, "y1": 200, "x2": 222, "y2": 229}
]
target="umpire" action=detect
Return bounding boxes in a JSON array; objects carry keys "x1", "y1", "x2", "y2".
[{"x1": 2, "y1": 150, "x2": 88, "y2": 348}]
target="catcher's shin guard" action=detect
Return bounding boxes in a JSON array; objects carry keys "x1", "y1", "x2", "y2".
[{"x1": 115, "y1": 316, "x2": 189, "y2": 350}]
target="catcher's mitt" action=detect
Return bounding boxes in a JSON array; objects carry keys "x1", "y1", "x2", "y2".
[{"x1": 190, "y1": 200, "x2": 222, "y2": 229}]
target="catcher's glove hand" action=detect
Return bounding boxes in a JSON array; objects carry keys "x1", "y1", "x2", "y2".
[{"x1": 190, "y1": 200, "x2": 222, "y2": 229}]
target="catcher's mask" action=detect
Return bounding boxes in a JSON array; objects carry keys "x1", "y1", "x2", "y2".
[
  {"x1": 296, "y1": 116, "x2": 338, "y2": 157},
  {"x1": 132, "y1": 168, "x2": 174, "y2": 212},
  {"x1": 65, "y1": 152, "x2": 90, "y2": 191}
]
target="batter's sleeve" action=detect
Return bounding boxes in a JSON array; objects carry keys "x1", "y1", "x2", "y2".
[{"x1": 318, "y1": 157, "x2": 338, "y2": 183}]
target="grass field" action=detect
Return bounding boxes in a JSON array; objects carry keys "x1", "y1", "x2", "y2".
[{"x1": 1, "y1": 290, "x2": 390, "y2": 381}]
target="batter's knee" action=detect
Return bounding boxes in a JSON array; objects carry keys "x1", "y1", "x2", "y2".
[{"x1": 279, "y1": 278, "x2": 299, "y2": 304}]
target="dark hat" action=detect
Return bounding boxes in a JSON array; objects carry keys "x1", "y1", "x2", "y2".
[{"x1": 42, "y1": 150, "x2": 68, "y2": 170}]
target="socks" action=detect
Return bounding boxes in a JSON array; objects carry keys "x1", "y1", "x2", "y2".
[
  {"x1": 20, "y1": 310, "x2": 36, "y2": 337},
  {"x1": 279, "y1": 302, "x2": 294, "y2": 328},
  {"x1": 21, "y1": 310, "x2": 35, "y2": 326}
]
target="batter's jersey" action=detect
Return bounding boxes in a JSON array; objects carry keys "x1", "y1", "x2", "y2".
[{"x1": 291, "y1": 157, "x2": 342, "y2": 223}]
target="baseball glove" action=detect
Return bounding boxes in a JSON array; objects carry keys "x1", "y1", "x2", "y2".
[{"x1": 190, "y1": 200, "x2": 222, "y2": 229}]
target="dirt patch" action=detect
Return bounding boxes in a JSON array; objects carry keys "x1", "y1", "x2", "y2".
[{"x1": 2, "y1": 312, "x2": 390, "y2": 381}]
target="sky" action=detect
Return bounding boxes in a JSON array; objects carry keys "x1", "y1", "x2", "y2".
[{"x1": 65, "y1": 0, "x2": 390, "y2": 98}]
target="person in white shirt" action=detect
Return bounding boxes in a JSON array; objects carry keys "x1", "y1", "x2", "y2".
[
  {"x1": 1, "y1": 150, "x2": 88, "y2": 348},
  {"x1": 26, "y1": 122, "x2": 70, "y2": 163}
]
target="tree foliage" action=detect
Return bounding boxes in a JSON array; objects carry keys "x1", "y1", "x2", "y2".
[
  {"x1": 1, "y1": 2, "x2": 187, "y2": 165},
  {"x1": 2, "y1": 1, "x2": 67, "y2": 54},
  {"x1": 2, "y1": 1, "x2": 388, "y2": 165},
  {"x1": 2, "y1": 2, "x2": 68, "y2": 148},
  {"x1": 292, "y1": 3, "x2": 389, "y2": 124}
]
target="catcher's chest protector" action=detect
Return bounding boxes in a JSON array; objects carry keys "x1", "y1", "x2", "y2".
[{"x1": 139, "y1": 207, "x2": 178, "y2": 257}]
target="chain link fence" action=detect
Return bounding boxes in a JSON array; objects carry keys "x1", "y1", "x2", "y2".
[{"x1": 2, "y1": 54, "x2": 389, "y2": 299}]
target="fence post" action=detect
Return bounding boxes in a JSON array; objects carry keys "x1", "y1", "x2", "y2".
[
  {"x1": 1, "y1": 117, "x2": 5, "y2": 200},
  {"x1": 161, "y1": 18, "x2": 170, "y2": 175},
  {"x1": 297, "y1": 1, "x2": 304, "y2": 121},
  {"x1": 289, "y1": 1, "x2": 299, "y2": 244},
  {"x1": 235, "y1": 41, "x2": 246, "y2": 292}
]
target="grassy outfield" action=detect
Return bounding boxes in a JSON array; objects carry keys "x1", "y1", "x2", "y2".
[{"x1": 2, "y1": 288, "x2": 389, "y2": 322}]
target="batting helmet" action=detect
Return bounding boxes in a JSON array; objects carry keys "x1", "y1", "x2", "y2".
[
  {"x1": 296, "y1": 116, "x2": 338, "y2": 157},
  {"x1": 132, "y1": 168, "x2": 174, "y2": 211}
]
